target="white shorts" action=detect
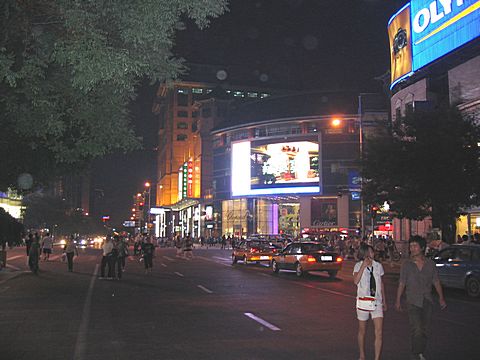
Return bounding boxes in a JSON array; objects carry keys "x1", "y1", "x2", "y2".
[{"x1": 357, "y1": 303, "x2": 383, "y2": 321}]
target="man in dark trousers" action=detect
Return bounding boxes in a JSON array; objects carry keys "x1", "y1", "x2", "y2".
[{"x1": 395, "y1": 236, "x2": 447, "y2": 360}]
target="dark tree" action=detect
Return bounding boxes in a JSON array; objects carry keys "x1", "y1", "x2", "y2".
[
  {"x1": 363, "y1": 105, "x2": 480, "y2": 243},
  {"x1": 0, "y1": 0, "x2": 228, "y2": 191}
]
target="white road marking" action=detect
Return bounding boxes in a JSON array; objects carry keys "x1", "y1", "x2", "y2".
[
  {"x1": 294, "y1": 282, "x2": 355, "y2": 299},
  {"x1": 197, "y1": 285, "x2": 213, "y2": 294},
  {"x1": 73, "y1": 264, "x2": 99, "y2": 360},
  {"x1": 174, "y1": 272, "x2": 184, "y2": 277},
  {"x1": 197, "y1": 256, "x2": 232, "y2": 267},
  {"x1": 244, "y1": 312, "x2": 281, "y2": 331},
  {"x1": 213, "y1": 256, "x2": 230, "y2": 261},
  {"x1": 49, "y1": 254, "x2": 62, "y2": 261},
  {"x1": 6, "y1": 264, "x2": 21, "y2": 271},
  {"x1": 6, "y1": 255, "x2": 23, "y2": 261},
  {"x1": 161, "y1": 263, "x2": 167, "y2": 267},
  {"x1": 163, "y1": 256, "x2": 175, "y2": 261}
]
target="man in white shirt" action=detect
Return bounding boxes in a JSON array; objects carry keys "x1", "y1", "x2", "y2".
[
  {"x1": 41, "y1": 233, "x2": 53, "y2": 261},
  {"x1": 100, "y1": 236, "x2": 114, "y2": 279}
]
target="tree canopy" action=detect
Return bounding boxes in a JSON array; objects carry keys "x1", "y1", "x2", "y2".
[
  {"x1": 0, "y1": 0, "x2": 228, "y2": 191},
  {"x1": 362, "y1": 105, "x2": 480, "y2": 242}
]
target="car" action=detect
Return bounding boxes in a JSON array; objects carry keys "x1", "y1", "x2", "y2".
[
  {"x1": 232, "y1": 239, "x2": 279, "y2": 265},
  {"x1": 271, "y1": 241, "x2": 343, "y2": 278},
  {"x1": 432, "y1": 244, "x2": 480, "y2": 297}
]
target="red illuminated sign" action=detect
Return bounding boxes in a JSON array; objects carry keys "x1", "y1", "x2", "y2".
[{"x1": 187, "y1": 158, "x2": 193, "y2": 197}]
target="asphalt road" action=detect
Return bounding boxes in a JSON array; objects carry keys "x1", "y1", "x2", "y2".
[{"x1": 0, "y1": 246, "x2": 479, "y2": 360}]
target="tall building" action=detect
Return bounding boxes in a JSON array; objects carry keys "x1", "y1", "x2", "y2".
[
  {"x1": 152, "y1": 65, "x2": 292, "y2": 238},
  {"x1": 388, "y1": 1, "x2": 480, "y2": 240}
]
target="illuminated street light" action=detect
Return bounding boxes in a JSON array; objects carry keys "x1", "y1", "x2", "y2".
[{"x1": 331, "y1": 118, "x2": 342, "y2": 127}]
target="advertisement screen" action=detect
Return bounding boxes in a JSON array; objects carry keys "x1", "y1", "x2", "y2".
[
  {"x1": 311, "y1": 198, "x2": 337, "y2": 227},
  {"x1": 389, "y1": 3, "x2": 413, "y2": 86},
  {"x1": 389, "y1": 0, "x2": 480, "y2": 89},
  {"x1": 231, "y1": 139, "x2": 321, "y2": 196},
  {"x1": 411, "y1": 0, "x2": 480, "y2": 71}
]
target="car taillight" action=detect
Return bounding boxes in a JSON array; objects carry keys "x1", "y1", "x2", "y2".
[
  {"x1": 307, "y1": 255, "x2": 316, "y2": 263},
  {"x1": 336, "y1": 257, "x2": 343, "y2": 263},
  {"x1": 251, "y1": 248, "x2": 258, "y2": 253}
]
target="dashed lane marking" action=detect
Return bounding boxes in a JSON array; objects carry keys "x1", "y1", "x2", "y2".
[
  {"x1": 163, "y1": 256, "x2": 175, "y2": 261},
  {"x1": 244, "y1": 312, "x2": 281, "y2": 331},
  {"x1": 6, "y1": 255, "x2": 23, "y2": 261},
  {"x1": 197, "y1": 285, "x2": 213, "y2": 294},
  {"x1": 174, "y1": 272, "x2": 184, "y2": 277}
]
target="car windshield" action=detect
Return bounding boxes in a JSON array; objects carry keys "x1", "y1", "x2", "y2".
[{"x1": 249, "y1": 241, "x2": 271, "y2": 249}]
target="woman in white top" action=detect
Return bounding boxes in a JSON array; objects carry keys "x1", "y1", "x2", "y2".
[{"x1": 353, "y1": 244, "x2": 386, "y2": 360}]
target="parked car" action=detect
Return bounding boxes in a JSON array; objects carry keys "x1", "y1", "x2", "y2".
[
  {"x1": 271, "y1": 241, "x2": 343, "y2": 278},
  {"x1": 432, "y1": 244, "x2": 480, "y2": 297},
  {"x1": 232, "y1": 239, "x2": 279, "y2": 265}
]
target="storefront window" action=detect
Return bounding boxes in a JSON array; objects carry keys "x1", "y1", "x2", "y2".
[{"x1": 222, "y1": 199, "x2": 248, "y2": 237}]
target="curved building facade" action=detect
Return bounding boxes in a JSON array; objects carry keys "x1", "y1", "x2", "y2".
[{"x1": 209, "y1": 92, "x2": 388, "y2": 238}]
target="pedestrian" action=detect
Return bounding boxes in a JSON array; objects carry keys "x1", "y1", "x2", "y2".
[
  {"x1": 100, "y1": 236, "x2": 114, "y2": 279},
  {"x1": 41, "y1": 232, "x2": 53, "y2": 261},
  {"x1": 116, "y1": 236, "x2": 128, "y2": 273},
  {"x1": 395, "y1": 235, "x2": 447, "y2": 360},
  {"x1": 28, "y1": 235, "x2": 40, "y2": 274},
  {"x1": 112, "y1": 236, "x2": 125, "y2": 279},
  {"x1": 353, "y1": 244, "x2": 386, "y2": 360},
  {"x1": 25, "y1": 232, "x2": 33, "y2": 257},
  {"x1": 64, "y1": 235, "x2": 79, "y2": 272},
  {"x1": 142, "y1": 237, "x2": 155, "y2": 273},
  {"x1": 183, "y1": 234, "x2": 194, "y2": 260},
  {"x1": 175, "y1": 235, "x2": 183, "y2": 257}
]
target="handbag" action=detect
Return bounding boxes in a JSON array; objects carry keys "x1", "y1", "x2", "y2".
[{"x1": 356, "y1": 296, "x2": 376, "y2": 311}]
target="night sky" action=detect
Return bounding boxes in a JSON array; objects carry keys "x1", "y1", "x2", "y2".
[{"x1": 93, "y1": 0, "x2": 405, "y2": 227}]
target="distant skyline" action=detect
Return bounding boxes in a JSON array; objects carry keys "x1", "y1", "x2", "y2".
[{"x1": 94, "y1": 0, "x2": 405, "y2": 226}]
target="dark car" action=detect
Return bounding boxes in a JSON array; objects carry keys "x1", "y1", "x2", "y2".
[
  {"x1": 432, "y1": 244, "x2": 480, "y2": 297},
  {"x1": 271, "y1": 241, "x2": 343, "y2": 278}
]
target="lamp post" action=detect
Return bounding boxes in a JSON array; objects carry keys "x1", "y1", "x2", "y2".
[
  {"x1": 144, "y1": 182, "x2": 151, "y2": 233},
  {"x1": 331, "y1": 110, "x2": 364, "y2": 239}
]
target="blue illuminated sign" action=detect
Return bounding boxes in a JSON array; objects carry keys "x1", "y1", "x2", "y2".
[
  {"x1": 411, "y1": 0, "x2": 480, "y2": 70},
  {"x1": 389, "y1": 0, "x2": 480, "y2": 89}
]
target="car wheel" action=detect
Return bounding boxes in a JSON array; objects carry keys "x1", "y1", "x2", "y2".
[
  {"x1": 466, "y1": 277, "x2": 480, "y2": 297},
  {"x1": 272, "y1": 260, "x2": 279, "y2": 274},
  {"x1": 231, "y1": 254, "x2": 237, "y2": 265},
  {"x1": 295, "y1": 262, "x2": 304, "y2": 277},
  {"x1": 243, "y1": 255, "x2": 248, "y2": 265},
  {"x1": 328, "y1": 270, "x2": 338, "y2": 279}
]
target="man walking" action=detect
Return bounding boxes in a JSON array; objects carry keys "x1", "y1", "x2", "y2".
[
  {"x1": 395, "y1": 235, "x2": 447, "y2": 360},
  {"x1": 41, "y1": 232, "x2": 53, "y2": 261}
]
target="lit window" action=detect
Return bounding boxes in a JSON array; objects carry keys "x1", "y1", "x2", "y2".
[
  {"x1": 192, "y1": 88, "x2": 203, "y2": 94},
  {"x1": 247, "y1": 92, "x2": 258, "y2": 98},
  {"x1": 260, "y1": 93, "x2": 270, "y2": 98},
  {"x1": 176, "y1": 134, "x2": 187, "y2": 141},
  {"x1": 233, "y1": 91, "x2": 244, "y2": 97},
  {"x1": 177, "y1": 122, "x2": 188, "y2": 129},
  {"x1": 177, "y1": 88, "x2": 189, "y2": 94}
]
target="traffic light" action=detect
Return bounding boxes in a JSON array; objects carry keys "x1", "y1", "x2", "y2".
[
  {"x1": 370, "y1": 205, "x2": 379, "y2": 219},
  {"x1": 139, "y1": 202, "x2": 144, "y2": 211}
]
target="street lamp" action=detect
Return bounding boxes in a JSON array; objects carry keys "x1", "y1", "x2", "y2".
[
  {"x1": 330, "y1": 112, "x2": 365, "y2": 239},
  {"x1": 144, "y1": 181, "x2": 151, "y2": 233}
]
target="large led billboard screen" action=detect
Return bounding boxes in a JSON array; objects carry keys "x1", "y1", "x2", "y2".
[
  {"x1": 389, "y1": 0, "x2": 480, "y2": 89},
  {"x1": 231, "y1": 139, "x2": 321, "y2": 196}
]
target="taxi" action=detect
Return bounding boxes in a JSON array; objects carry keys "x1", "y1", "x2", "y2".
[
  {"x1": 271, "y1": 241, "x2": 342, "y2": 278},
  {"x1": 232, "y1": 239, "x2": 279, "y2": 265}
]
